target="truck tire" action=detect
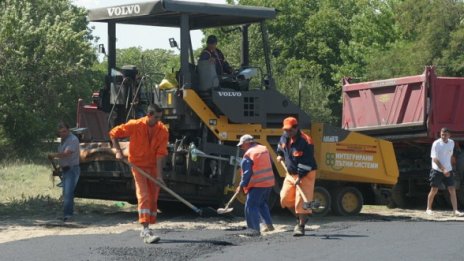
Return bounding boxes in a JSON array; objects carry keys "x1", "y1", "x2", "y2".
[
  {"x1": 390, "y1": 182, "x2": 408, "y2": 209},
  {"x1": 455, "y1": 153, "x2": 464, "y2": 207},
  {"x1": 457, "y1": 187, "x2": 464, "y2": 208},
  {"x1": 312, "y1": 186, "x2": 331, "y2": 217},
  {"x1": 331, "y1": 186, "x2": 363, "y2": 216},
  {"x1": 386, "y1": 196, "x2": 397, "y2": 209}
]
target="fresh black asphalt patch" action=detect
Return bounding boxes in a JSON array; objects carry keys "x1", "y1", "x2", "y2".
[{"x1": 0, "y1": 228, "x2": 263, "y2": 261}]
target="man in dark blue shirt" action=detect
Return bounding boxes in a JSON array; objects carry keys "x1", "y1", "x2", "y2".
[{"x1": 277, "y1": 117, "x2": 317, "y2": 236}]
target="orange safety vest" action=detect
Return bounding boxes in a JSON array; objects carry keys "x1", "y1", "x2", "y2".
[{"x1": 243, "y1": 144, "x2": 275, "y2": 193}]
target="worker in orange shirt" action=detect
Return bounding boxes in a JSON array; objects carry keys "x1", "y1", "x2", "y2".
[
  {"x1": 109, "y1": 104, "x2": 169, "y2": 243},
  {"x1": 277, "y1": 117, "x2": 317, "y2": 237}
]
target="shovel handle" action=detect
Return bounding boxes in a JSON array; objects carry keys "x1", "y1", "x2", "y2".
[
  {"x1": 279, "y1": 160, "x2": 309, "y2": 203},
  {"x1": 48, "y1": 157, "x2": 59, "y2": 171},
  {"x1": 122, "y1": 159, "x2": 202, "y2": 214},
  {"x1": 224, "y1": 190, "x2": 240, "y2": 209}
]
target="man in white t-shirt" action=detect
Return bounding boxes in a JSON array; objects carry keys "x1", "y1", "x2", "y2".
[{"x1": 426, "y1": 127, "x2": 464, "y2": 216}]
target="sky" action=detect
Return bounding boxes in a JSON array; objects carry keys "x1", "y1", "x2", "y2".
[{"x1": 72, "y1": 0, "x2": 227, "y2": 51}]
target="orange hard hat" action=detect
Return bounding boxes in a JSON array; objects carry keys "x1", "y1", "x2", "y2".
[{"x1": 282, "y1": 117, "x2": 298, "y2": 130}]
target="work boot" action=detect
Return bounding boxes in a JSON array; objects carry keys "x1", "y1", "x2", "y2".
[
  {"x1": 240, "y1": 228, "x2": 261, "y2": 237},
  {"x1": 143, "y1": 234, "x2": 161, "y2": 244},
  {"x1": 140, "y1": 227, "x2": 151, "y2": 237},
  {"x1": 293, "y1": 224, "x2": 305, "y2": 237},
  {"x1": 63, "y1": 216, "x2": 74, "y2": 223},
  {"x1": 261, "y1": 224, "x2": 275, "y2": 233},
  {"x1": 140, "y1": 228, "x2": 161, "y2": 243}
]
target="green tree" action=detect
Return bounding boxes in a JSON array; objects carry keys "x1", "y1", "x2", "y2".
[
  {"x1": 206, "y1": 0, "x2": 464, "y2": 125},
  {"x1": 116, "y1": 47, "x2": 179, "y2": 82},
  {"x1": 230, "y1": 0, "x2": 357, "y2": 122},
  {"x1": 363, "y1": 0, "x2": 464, "y2": 79},
  {"x1": 442, "y1": 26, "x2": 464, "y2": 76},
  {"x1": 334, "y1": 0, "x2": 398, "y2": 82},
  {"x1": 0, "y1": 0, "x2": 98, "y2": 154}
]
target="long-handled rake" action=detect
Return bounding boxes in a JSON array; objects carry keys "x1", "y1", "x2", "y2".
[{"x1": 122, "y1": 159, "x2": 218, "y2": 217}]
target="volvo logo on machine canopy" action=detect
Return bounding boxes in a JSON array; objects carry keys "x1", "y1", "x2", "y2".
[
  {"x1": 107, "y1": 4, "x2": 141, "y2": 17},
  {"x1": 217, "y1": 91, "x2": 242, "y2": 97}
]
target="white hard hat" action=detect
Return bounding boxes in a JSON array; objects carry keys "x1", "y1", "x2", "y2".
[{"x1": 237, "y1": 134, "x2": 254, "y2": 147}]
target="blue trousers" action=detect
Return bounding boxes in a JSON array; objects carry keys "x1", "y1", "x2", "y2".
[
  {"x1": 245, "y1": 187, "x2": 273, "y2": 231},
  {"x1": 63, "y1": 165, "x2": 80, "y2": 218}
]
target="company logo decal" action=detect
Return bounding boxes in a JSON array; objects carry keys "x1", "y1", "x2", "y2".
[
  {"x1": 108, "y1": 5, "x2": 141, "y2": 17},
  {"x1": 217, "y1": 92, "x2": 242, "y2": 97}
]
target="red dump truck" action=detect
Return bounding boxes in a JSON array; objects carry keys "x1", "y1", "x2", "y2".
[{"x1": 342, "y1": 66, "x2": 464, "y2": 207}]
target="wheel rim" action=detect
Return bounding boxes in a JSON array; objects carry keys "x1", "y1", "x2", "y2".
[
  {"x1": 341, "y1": 191, "x2": 359, "y2": 213},
  {"x1": 313, "y1": 191, "x2": 328, "y2": 214}
]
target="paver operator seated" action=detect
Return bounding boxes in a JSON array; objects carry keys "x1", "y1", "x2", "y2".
[{"x1": 198, "y1": 35, "x2": 233, "y2": 76}]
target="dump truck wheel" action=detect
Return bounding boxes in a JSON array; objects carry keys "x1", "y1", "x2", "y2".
[
  {"x1": 386, "y1": 196, "x2": 397, "y2": 209},
  {"x1": 457, "y1": 188, "x2": 464, "y2": 208},
  {"x1": 331, "y1": 186, "x2": 363, "y2": 216},
  {"x1": 455, "y1": 153, "x2": 464, "y2": 207},
  {"x1": 390, "y1": 182, "x2": 408, "y2": 208},
  {"x1": 312, "y1": 186, "x2": 331, "y2": 217}
]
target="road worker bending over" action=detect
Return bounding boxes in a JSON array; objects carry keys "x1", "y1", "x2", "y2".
[
  {"x1": 236, "y1": 134, "x2": 275, "y2": 236},
  {"x1": 277, "y1": 117, "x2": 318, "y2": 236},
  {"x1": 109, "y1": 104, "x2": 169, "y2": 243}
]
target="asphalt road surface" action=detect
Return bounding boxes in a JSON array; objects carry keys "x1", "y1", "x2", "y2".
[{"x1": 1, "y1": 211, "x2": 464, "y2": 261}]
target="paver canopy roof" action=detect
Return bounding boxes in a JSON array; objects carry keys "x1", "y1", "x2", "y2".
[{"x1": 88, "y1": 0, "x2": 276, "y2": 29}]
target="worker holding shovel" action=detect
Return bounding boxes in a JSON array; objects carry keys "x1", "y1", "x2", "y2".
[
  {"x1": 109, "y1": 104, "x2": 169, "y2": 243},
  {"x1": 236, "y1": 134, "x2": 275, "y2": 236},
  {"x1": 277, "y1": 117, "x2": 317, "y2": 237}
]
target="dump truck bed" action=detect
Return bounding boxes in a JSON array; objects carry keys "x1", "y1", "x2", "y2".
[{"x1": 342, "y1": 67, "x2": 464, "y2": 141}]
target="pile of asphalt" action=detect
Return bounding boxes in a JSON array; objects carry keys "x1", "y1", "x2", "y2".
[{"x1": 94, "y1": 231, "x2": 268, "y2": 261}]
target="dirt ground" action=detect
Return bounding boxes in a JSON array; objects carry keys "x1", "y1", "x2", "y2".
[{"x1": 1, "y1": 205, "x2": 463, "y2": 244}]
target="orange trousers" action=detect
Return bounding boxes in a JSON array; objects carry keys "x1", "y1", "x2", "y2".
[
  {"x1": 131, "y1": 165, "x2": 160, "y2": 224},
  {"x1": 280, "y1": 170, "x2": 316, "y2": 214}
]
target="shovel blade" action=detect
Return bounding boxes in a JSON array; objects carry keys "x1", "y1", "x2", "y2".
[
  {"x1": 303, "y1": 201, "x2": 323, "y2": 210},
  {"x1": 217, "y1": 207, "x2": 234, "y2": 214}
]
